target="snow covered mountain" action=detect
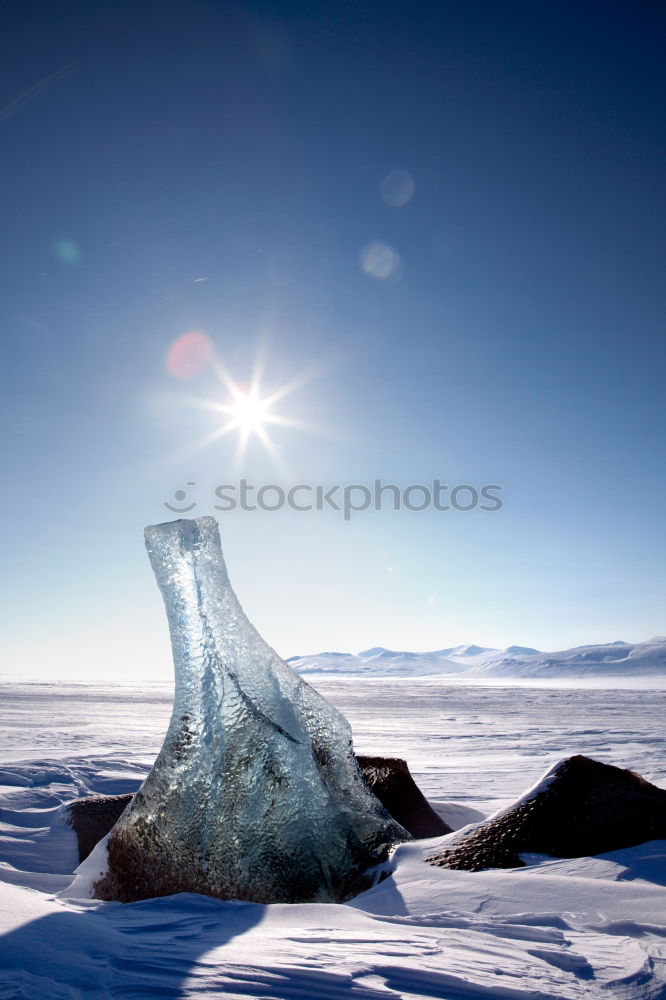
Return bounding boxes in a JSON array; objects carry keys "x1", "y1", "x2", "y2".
[{"x1": 288, "y1": 637, "x2": 666, "y2": 679}]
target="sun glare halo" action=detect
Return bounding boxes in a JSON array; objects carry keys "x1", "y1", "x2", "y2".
[
  {"x1": 175, "y1": 352, "x2": 331, "y2": 470},
  {"x1": 226, "y1": 390, "x2": 270, "y2": 435}
]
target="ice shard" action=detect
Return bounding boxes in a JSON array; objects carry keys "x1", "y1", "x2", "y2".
[{"x1": 93, "y1": 516, "x2": 408, "y2": 903}]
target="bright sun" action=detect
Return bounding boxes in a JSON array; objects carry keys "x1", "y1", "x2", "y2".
[
  {"x1": 226, "y1": 389, "x2": 270, "y2": 435},
  {"x1": 182, "y1": 351, "x2": 326, "y2": 470},
  {"x1": 191, "y1": 363, "x2": 300, "y2": 464}
]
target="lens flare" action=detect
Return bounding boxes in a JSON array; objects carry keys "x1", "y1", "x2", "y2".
[
  {"x1": 166, "y1": 331, "x2": 215, "y2": 380},
  {"x1": 53, "y1": 238, "x2": 81, "y2": 267},
  {"x1": 360, "y1": 241, "x2": 402, "y2": 281},
  {"x1": 380, "y1": 169, "x2": 414, "y2": 207}
]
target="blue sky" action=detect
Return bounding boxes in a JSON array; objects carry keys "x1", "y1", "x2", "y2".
[{"x1": 1, "y1": 0, "x2": 664, "y2": 679}]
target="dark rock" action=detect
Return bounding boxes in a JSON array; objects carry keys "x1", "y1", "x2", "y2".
[
  {"x1": 356, "y1": 756, "x2": 452, "y2": 839},
  {"x1": 66, "y1": 755, "x2": 448, "y2": 864},
  {"x1": 66, "y1": 794, "x2": 134, "y2": 864},
  {"x1": 428, "y1": 755, "x2": 666, "y2": 871}
]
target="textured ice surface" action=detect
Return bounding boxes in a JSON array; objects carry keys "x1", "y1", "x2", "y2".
[{"x1": 92, "y1": 517, "x2": 407, "y2": 903}]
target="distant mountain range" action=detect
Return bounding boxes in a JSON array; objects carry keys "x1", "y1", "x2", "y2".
[{"x1": 287, "y1": 637, "x2": 666, "y2": 679}]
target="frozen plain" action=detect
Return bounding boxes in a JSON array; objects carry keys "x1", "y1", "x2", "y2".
[{"x1": 1, "y1": 675, "x2": 666, "y2": 999}]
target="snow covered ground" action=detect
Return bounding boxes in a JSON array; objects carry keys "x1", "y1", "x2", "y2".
[{"x1": 1, "y1": 676, "x2": 665, "y2": 998}]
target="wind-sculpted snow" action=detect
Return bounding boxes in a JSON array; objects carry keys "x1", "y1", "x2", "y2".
[{"x1": 91, "y1": 517, "x2": 407, "y2": 903}]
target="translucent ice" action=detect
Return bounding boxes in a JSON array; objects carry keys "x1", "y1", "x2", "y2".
[{"x1": 93, "y1": 517, "x2": 408, "y2": 903}]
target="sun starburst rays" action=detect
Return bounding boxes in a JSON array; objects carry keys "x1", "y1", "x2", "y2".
[
  {"x1": 164, "y1": 351, "x2": 336, "y2": 473},
  {"x1": 190, "y1": 361, "x2": 312, "y2": 470}
]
